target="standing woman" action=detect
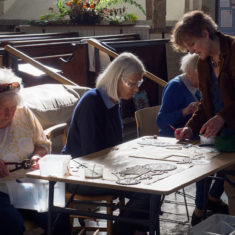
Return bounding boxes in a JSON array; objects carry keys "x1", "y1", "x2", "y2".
[
  {"x1": 63, "y1": 52, "x2": 158, "y2": 235},
  {"x1": 171, "y1": 10, "x2": 235, "y2": 223}
]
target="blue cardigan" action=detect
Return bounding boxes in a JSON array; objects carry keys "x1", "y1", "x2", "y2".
[
  {"x1": 62, "y1": 88, "x2": 123, "y2": 157},
  {"x1": 156, "y1": 75, "x2": 201, "y2": 137}
]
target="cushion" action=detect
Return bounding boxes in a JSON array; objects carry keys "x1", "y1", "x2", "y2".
[{"x1": 21, "y1": 84, "x2": 91, "y2": 129}]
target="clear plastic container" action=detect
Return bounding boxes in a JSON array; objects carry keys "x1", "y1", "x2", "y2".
[
  {"x1": 84, "y1": 163, "x2": 103, "y2": 179},
  {"x1": 39, "y1": 154, "x2": 71, "y2": 177},
  {"x1": 6, "y1": 178, "x2": 65, "y2": 212}
]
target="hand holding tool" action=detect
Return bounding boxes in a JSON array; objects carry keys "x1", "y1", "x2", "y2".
[{"x1": 4, "y1": 159, "x2": 32, "y2": 172}]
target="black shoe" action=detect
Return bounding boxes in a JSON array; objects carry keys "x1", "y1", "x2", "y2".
[
  {"x1": 191, "y1": 211, "x2": 203, "y2": 226},
  {"x1": 207, "y1": 199, "x2": 229, "y2": 214},
  {"x1": 191, "y1": 211, "x2": 214, "y2": 226}
]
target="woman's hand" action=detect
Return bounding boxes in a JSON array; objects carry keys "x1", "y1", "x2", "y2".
[
  {"x1": 174, "y1": 127, "x2": 193, "y2": 140},
  {"x1": 0, "y1": 159, "x2": 9, "y2": 177},
  {"x1": 32, "y1": 146, "x2": 47, "y2": 158},
  {"x1": 31, "y1": 155, "x2": 41, "y2": 170},
  {"x1": 31, "y1": 146, "x2": 47, "y2": 170},
  {"x1": 182, "y1": 102, "x2": 200, "y2": 116},
  {"x1": 200, "y1": 115, "x2": 225, "y2": 138}
]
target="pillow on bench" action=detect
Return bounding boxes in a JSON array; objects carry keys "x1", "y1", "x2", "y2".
[{"x1": 21, "y1": 84, "x2": 91, "y2": 129}]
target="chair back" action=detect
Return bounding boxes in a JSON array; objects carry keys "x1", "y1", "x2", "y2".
[
  {"x1": 135, "y1": 105, "x2": 161, "y2": 137},
  {"x1": 44, "y1": 123, "x2": 68, "y2": 153}
]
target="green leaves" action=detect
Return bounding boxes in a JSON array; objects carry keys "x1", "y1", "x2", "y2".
[{"x1": 36, "y1": 0, "x2": 145, "y2": 25}]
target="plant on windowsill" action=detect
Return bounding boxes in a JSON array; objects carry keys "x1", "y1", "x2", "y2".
[{"x1": 28, "y1": 0, "x2": 145, "y2": 26}]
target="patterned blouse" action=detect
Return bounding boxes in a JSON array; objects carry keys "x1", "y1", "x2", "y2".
[{"x1": 0, "y1": 106, "x2": 51, "y2": 193}]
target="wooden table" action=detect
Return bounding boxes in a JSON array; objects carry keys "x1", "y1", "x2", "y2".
[{"x1": 27, "y1": 137, "x2": 235, "y2": 235}]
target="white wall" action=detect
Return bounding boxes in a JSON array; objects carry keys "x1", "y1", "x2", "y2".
[
  {"x1": 0, "y1": 0, "x2": 57, "y2": 19},
  {"x1": 0, "y1": 0, "x2": 16, "y2": 15},
  {"x1": 166, "y1": 0, "x2": 185, "y2": 22}
]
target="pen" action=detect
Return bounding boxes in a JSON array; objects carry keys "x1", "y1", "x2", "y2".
[
  {"x1": 169, "y1": 125, "x2": 176, "y2": 131},
  {"x1": 72, "y1": 159, "x2": 88, "y2": 168}
]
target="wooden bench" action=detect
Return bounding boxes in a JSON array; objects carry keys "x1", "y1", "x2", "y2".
[
  {"x1": 1, "y1": 33, "x2": 140, "y2": 67},
  {"x1": 0, "y1": 32, "x2": 80, "y2": 66},
  {"x1": 0, "y1": 31, "x2": 79, "y2": 45},
  {"x1": 7, "y1": 33, "x2": 140, "y2": 46},
  {"x1": 4, "y1": 35, "x2": 168, "y2": 117},
  {"x1": 2, "y1": 34, "x2": 141, "y2": 85}
]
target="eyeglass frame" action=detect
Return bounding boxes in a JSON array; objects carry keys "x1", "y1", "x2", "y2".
[
  {"x1": 122, "y1": 78, "x2": 144, "y2": 89},
  {"x1": 0, "y1": 82, "x2": 20, "y2": 93}
]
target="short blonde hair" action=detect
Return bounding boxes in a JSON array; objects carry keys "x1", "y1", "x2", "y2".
[
  {"x1": 0, "y1": 68, "x2": 23, "y2": 106},
  {"x1": 180, "y1": 53, "x2": 199, "y2": 74},
  {"x1": 171, "y1": 10, "x2": 218, "y2": 53},
  {"x1": 96, "y1": 52, "x2": 145, "y2": 102}
]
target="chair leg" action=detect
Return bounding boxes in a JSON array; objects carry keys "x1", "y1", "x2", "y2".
[
  {"x1": 106, "y1": 198, "x2": 113, "y2": 235},
  {"x1": 182, "y1": 188, "x2": 190, "y2": 222},
  {"x1": 118, "y1": 196, "x2": 125, "y2": 213}
]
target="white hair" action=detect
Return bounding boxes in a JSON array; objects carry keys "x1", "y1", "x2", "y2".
[
  {"x1": 96, "y1": 52, "x2": 145, "y2": 102},
  {"x1": 180, "y1": 53, "x2": 199, "y2": 74},
  {"x1": 0, "y1": 68, "x2": 23, "y2": 106}
]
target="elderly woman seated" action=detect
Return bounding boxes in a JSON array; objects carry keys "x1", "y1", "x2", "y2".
[{"x1": 0, "y1": 68, "x2": 69, "y2": 235}]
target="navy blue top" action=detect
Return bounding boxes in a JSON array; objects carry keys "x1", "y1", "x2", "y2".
[
  {"x1": 156, "y1": 75, "x2": 201, "y2": 137},
  {"x1": 211, "y1": 66, "x2": 224, "y2": 115},
  {"x1": 62, "y1": 88, "x2": 123, "y2": 157}
]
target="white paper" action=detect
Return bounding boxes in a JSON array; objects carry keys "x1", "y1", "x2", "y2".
[{"x1": 221, "y1": 9, "x2": 233, "y2": 27}]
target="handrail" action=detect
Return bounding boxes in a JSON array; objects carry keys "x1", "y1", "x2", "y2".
[
  {"x1": 87, "y1": 38, "x2": 167, "y2": 88},
  {"x1": 4, "y1": 44, "x2": 77, "y2": 86}
]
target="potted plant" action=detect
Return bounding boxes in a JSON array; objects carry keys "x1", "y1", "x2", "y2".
[{"x1": 31, "y1": 0, "x2": 145, "y2": 26}]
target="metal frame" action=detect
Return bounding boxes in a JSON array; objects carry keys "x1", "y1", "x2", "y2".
[{"x1": 47, "y1": 181, "x2": 161, "y2": 235}]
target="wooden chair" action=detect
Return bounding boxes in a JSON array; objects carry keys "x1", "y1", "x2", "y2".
[
  {"x1": 66, "y1": 193, "x2": 125, "y2": 235},
  {"x1": 134, "y1": 106, "x2": 190, "y2": 223},
  {"x1": 44, "y1": 124, "x2": 125, "y2": 235},
  {"x1": 135, "y1": 105, "x2": 161, "y2": 137}
]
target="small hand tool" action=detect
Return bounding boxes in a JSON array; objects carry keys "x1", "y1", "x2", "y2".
[
  {"x1": 4, "y1": 159, "x2": 32, "y2": 172},
  {"x1": 169, "y1": 124, "x2": 176, "y2": 131}
]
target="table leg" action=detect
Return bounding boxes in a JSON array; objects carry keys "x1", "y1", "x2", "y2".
[
  {"x1": 149, "y1": 194, "x2": 161, "y2": 235},
  {"x1": 48, "y1": 181, "x2": 56, "y2": 235},
  {"x1": 202, "y1": 177, "x2": 210, "y2": 219}
]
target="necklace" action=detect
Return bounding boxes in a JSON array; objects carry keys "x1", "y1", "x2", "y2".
[
  {"x1": 211, "y1": 59, "x2": 221, "y2": 68},
  {"x1": 211, "y1": 60, "x2": 218, "y2": 67},
  {"x1": 211, "y1": 56, "x2": 220, "y2": 68}
]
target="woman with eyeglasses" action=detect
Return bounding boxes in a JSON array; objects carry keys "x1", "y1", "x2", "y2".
[
  {"x1": 0, "y1": 68, "x2": 69, "y2": 235},
  {"x1": 63, "y1": 52, "x2": 144, "y2": 157},
  {"x1": 63, "y1": 52, "x2": 158, "y2": 235}
]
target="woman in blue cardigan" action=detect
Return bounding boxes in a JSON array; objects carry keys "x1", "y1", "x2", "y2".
[
  {"x1": 156, "y1": 53, "x2": 201, "y2": 137},
  {"x1": 63, "y1": 52, "x2": 156, "y2": 235}
]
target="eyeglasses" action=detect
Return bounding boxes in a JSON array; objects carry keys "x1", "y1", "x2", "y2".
[
  {"x1": 0, "y1": 82, "x2": 20, "y2": 93},
  {"x1": 122, "y1": 79, "x2": 144, "y2": 89}
]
